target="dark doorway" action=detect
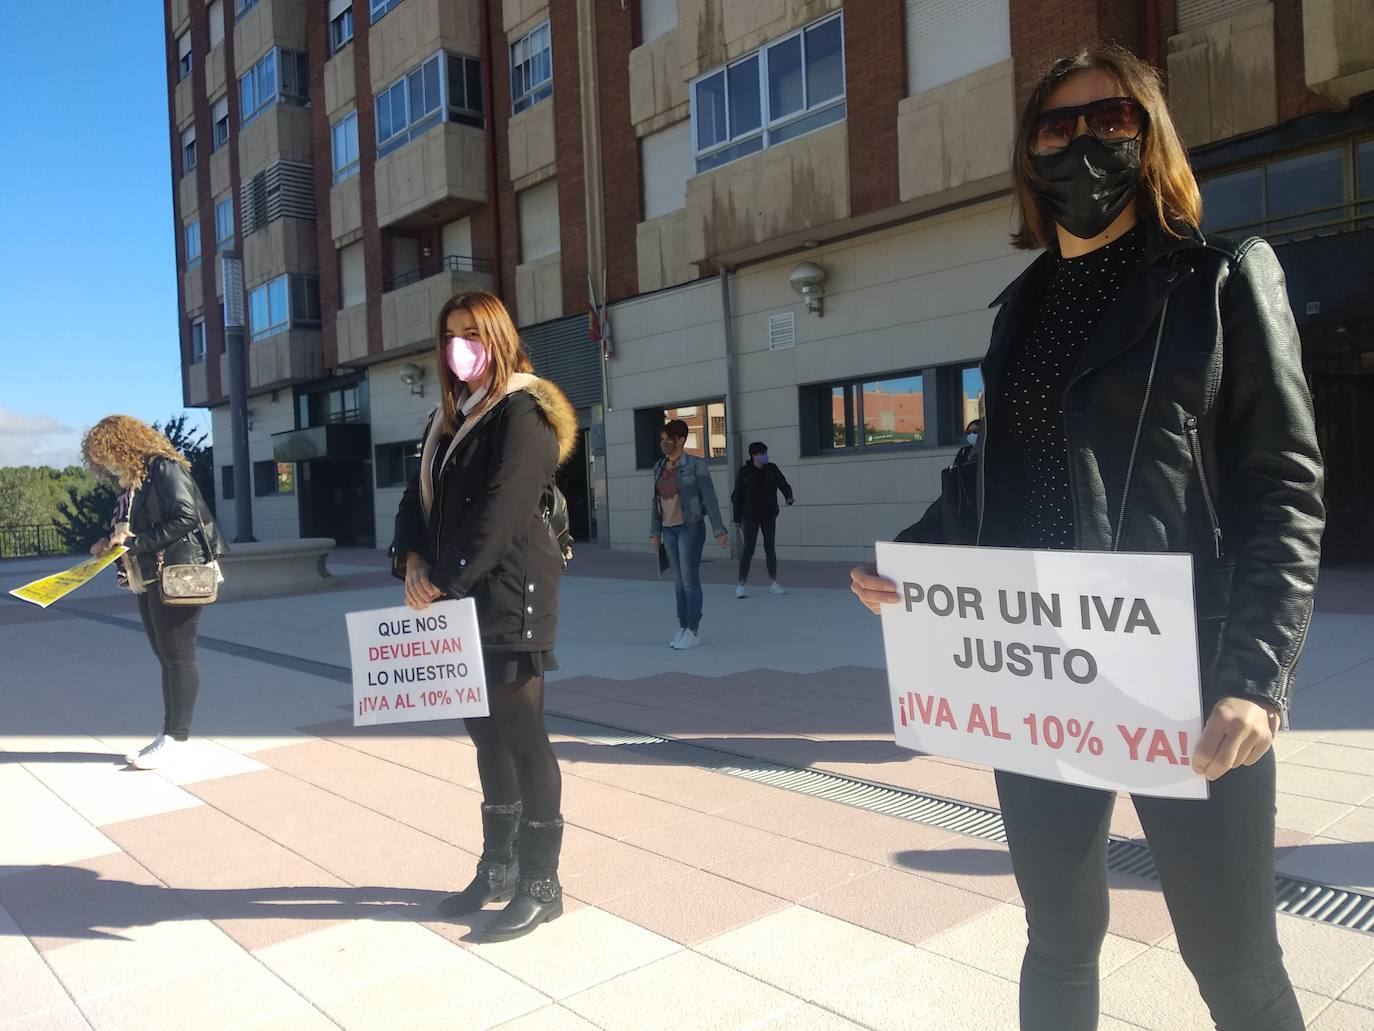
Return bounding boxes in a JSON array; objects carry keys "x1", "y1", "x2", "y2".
[
  {"x1": 300, "y1": 459, "x2": 376, "y2": 547},
  {"x1": 556, "y1": 429, "x2": 592, "y2": 542},
  {"x1": 1307, "y1": 324, "x2": 1374, "y2": 563}
]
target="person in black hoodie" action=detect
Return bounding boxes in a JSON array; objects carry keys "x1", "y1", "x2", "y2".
[
  {"x1": 392, "y1": 291, "x2": 578, "y2": 942},
  {"x1": 731, "y1": 442, "x2": 794, "y2": 598},
  {"x1": 82, "y1": 415, "x2": 226, "y2": 771}
]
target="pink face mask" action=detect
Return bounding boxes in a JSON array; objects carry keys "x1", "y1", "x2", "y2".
[{"x1": 445, "y1": 334, "x2": 490, "y2": 383}]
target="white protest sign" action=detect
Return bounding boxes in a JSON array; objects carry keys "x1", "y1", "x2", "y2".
[
  {"x1": 346, "y1": 598, "x2": 489, "y2": 726},
  {"x1": 877, "y1": 542, "x2": 1206, "y2": 799}
]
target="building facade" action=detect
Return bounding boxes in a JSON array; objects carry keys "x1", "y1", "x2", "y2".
[{"x1": 164, "y1": 0, "x2": 1374, "y2": 561}]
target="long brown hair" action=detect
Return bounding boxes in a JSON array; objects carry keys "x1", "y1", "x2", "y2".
[
  {"x1": 434, "y1": 291, "x2": 535, "y2": 433},
  {"x1": 1011, "y1": 47, "x2": 1202, "y2": 251},
  {"x1": 82, "y1": 415, "x2": 189, "y2": 489}
]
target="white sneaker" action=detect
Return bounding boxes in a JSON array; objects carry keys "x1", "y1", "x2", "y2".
[
  {"x1": 736, "y1": 584, "x2": 748, "y2": 599},
  {"x1": 770, "y1": 581, "x2": 788, "y2": 596},
  {"x1": 125, "y1": 735, "x2": 165, "y2": 765},
  {"x1": 676, "y1": 630, "x2": 702, "y2": 650},
  {"x1": 129, "y1": 737, "x2": 187, "y2": 770},
  {"x1": 670, "y1": 628, "x2": 686, "y2": 648}
]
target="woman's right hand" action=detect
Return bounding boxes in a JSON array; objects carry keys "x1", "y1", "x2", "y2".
[
  {"x1": 404, "y1": 555, "x2": 442, "y2": 610},
  {"x1": 649, "y1": 535, "x2": 660, "y2": 550},
  {"x1": 851, "y1": 563, "x2": 900, "y2": 615},
  {"x1": 90, "y1": 537, "x2": 109, "y2": 557}
]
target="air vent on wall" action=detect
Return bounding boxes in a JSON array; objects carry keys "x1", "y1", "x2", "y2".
[{"x1": 768, "y1": 312, "x2": 796, "y2": 350}]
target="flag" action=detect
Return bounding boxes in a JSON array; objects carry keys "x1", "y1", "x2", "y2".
[{"x1": 587, "y1": 274, "x2": 614, "y2": 361}]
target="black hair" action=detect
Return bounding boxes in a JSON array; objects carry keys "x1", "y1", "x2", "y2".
[
  {"x1": 748, "y1": 442, "x2": 768, "y2": 457},
  {"x1": 662, "y1": 419, "x2": 689, "y2": 442}
]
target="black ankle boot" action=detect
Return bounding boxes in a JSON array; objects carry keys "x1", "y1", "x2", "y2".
[
  {"x1": 483, "y1": 817, "x2": 563, "y2": 941},
  {"x1": 439, "y1": 803, "x2": 521, "y2": 916}
]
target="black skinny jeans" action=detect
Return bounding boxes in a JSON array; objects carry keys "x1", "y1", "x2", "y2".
[
  {"x1": 136, "y1": 589, "x2": 204, "y2": 741},
  {"x1": 997, "y1": 750, "x2": 1302, "y2": 1031},
  {"x1": 738, "y1": 516, "x2": 778, "y2": 582},
  {"x1": 464, "y1": 674, "x2": 562, "y2": 823}
]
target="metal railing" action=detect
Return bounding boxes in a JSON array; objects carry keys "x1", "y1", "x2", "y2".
[
  {"x1": 0, "y1": 525, "x2": 70, "y2": 559},
  {"x1": 383, "y1": 254, "x2": 494, "y2": 293},
  {"x1": 1207, "y1": 195, "x2": 1374, "y2": 244}
]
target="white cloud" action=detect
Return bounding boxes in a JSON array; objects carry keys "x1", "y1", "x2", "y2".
[{"x1": 0, "y1": 409, "x2": 82, "y2": 469}]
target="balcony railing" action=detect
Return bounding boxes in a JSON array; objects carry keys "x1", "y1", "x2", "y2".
[
  {"x1": 0, "y1": 525, "x2": 71, "y2": 559},
  {"x1": 383, "y1": 254, "x2": 493, "y2": 292}
]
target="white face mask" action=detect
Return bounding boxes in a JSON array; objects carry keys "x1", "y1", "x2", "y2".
[{"x1": 966, "y1": 432, "x2": 979, "y2": 447}]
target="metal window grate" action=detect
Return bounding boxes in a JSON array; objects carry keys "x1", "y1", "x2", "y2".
[{"x1": 544, "y1": 713, "x2": 1374, "y2": 936}]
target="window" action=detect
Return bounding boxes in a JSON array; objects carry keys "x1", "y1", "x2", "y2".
[
  {"x1": 248, "y1": 274, "x2": 320, "y2": 341},
  {"x1": 177, "y1": 32, "x2": 193, "y2": 81},
  {"x1": 330, "y1": 6, "x2": 354, "y2": 53},
  {"x1": 517, "y1": 179, "x2": 560, "y2": 262},
  {"x1": 300, "y1": 381, "x2": 368, "y2": 426},
  {"x1": 240, "y1": 48, "x2": 308, "y2": 127},
  {"x1": 212, "y1": 95, "x2": 230, "y2": 149},
  {"x1": 221, "y1": 466, "x2": 235, "y2": 500},
  {"x1": 800, "y1": 363, "x2": 981, "y2": 456},
  {"x1": 181, "y1": 127, "x2": 197, "y2": 174},
  {"x1": 641, "y1": 121, "x2": 693, "y2": 218},
  {"x1": 371, "y1": 0, "x2": 403, "y2": 22},
  {"x1": 253, "y1": 460, "x2": 296, "y2": 496},
  {"x1": 1176, "y1": 0, "x2": 1268, "y2": 32},
  {"x1": 905, "y1": 0, "x2": 1010, "y2": 95},
  {"x1": 331, "y1": 110, "x2": 359, "y2": 181},
  {"x1": 639, "y1": 0, "x2": 676, "y2": 44},
  {"x1": 375, "y1": 440, "x2": 423, "y2": 487},
  {"x1": 185, "y1": 220, "x2": 202, "y2": 267},
  {"x1": 510, "y1": 22, "x2": 552, "y2": 114},
  {"x1": 240, "y1": 160, "x2": 315, "y2": 234},
  {"x1": 339, "y1": 241, "x2": 366, "y2": 307},
  {"x1": 1200, "y1": 140, "x2": 1372, "y2": 241},
  {"x1": 236, "y1": 0, "x2": 260, "y2": 13},
  {"x1": 633, "y1": 400, "x2": 727, "y2": 467},
  {"x1": 375, "y1": 52, "x2": 481, "y2": 156},
  {"x1": 190, "y1": 318, "x2": 207, "y2": 364},
  {"x1": 692, "y1": 13, "x2": 845, "y2": 172},
  {"x1": 215, "y1": 196, "x2": 235, "y2": 251},
  {"x1": 208, "y1": 0, "x2": 225, "y2": 48}
]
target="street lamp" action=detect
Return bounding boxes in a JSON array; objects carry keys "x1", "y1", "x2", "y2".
[{"x1": 221, "y1": 251, "x2": 255, "y2": 542}]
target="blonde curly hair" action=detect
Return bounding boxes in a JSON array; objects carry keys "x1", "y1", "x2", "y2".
[{"x1": 82, "y1": 415, "x2": 189, "y2": 489}]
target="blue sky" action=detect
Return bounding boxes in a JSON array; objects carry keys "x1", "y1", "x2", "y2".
[{"x1": 0, "y1": 3, "x2": 207, "y2": 469}]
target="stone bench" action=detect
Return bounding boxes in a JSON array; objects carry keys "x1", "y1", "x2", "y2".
[{"x1": 217, "y1": 538, "x2": 336, "y2": 599}]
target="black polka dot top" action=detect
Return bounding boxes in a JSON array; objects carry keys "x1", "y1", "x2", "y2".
[{"x1": 1002, "y1": 224, "x2": 1146, "y2": 550}]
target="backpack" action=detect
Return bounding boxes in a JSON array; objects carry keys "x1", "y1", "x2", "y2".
[{"x1": 541, "y1": 485, "x2": 574, "y2": 570}]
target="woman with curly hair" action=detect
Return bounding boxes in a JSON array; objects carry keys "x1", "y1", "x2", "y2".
[{"x1": 84, "y1": 415, "x2": 225, "y2": 770}]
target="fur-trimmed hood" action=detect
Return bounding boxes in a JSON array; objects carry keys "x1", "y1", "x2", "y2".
[
  {"x1": 419, "y1": 373, "x2": 578, "y2": 521},
  {"x1": 511, "y1": 373, "x2": 579, "y2": 466}
]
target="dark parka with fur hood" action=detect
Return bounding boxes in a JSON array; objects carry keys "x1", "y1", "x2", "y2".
[{"x1": 392, "y1": 374, "x2": 578, "y2": 652}]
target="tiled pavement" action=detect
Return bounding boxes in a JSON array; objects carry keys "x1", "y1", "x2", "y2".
[{"x1": 1, "y1": 550, "x2": 1372, "y2": 1030}]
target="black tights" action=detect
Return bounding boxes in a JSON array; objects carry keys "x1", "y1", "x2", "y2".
[
  {"x1": 464, "y1": 675, "x2": 562, "y2": 822},
  {"x1": 997, "y1": 750, "x2": 1303, "y2": 1031},
  {"x1": 136, "y1": 589, "x2": 203, "y2": 740}
]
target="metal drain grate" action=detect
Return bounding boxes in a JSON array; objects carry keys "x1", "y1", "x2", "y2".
[{"x1": 546, "y1": 713, "x2": 1374, "y2": 935}]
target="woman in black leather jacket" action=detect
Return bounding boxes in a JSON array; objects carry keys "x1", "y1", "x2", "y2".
[
  {"x1": 852, "y1": 48, "x2": 1323, "y2": 1031},
  {"x1": 83, "y1": 415, "x2": 225, "y2": 771},
  {"x1": 393, "y1": 291, "x2": 578, "y2": 942}
]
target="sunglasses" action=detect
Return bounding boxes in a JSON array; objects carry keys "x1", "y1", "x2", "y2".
[{"x1": 1030, "y1": 97, "x2": 1146, "y2": 155}]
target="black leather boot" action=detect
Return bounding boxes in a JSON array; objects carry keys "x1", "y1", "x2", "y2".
[
  {"x1": 482, "y1": 816, "x2": 563, "y2": 941},
  {"x1": 438, "y1": 802, "x2": 521, "y2": 916}
]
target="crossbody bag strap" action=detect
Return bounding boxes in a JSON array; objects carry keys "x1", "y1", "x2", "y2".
[{"x1": 145, "y1": 463, "x2": 213, "y2": 563}]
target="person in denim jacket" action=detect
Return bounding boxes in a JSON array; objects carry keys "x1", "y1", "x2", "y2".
[{"x1": 649, "y1": 419, "x2": 730, "y2": 650}]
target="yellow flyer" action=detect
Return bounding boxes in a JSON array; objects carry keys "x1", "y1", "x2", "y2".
[{"x1": 8, "y1": 548, "x2": 129, "y2": 609}]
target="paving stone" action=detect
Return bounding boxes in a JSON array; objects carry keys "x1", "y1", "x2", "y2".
[{"x1": 813, "y1": 949, "x2": 1019, "y2": 1030}]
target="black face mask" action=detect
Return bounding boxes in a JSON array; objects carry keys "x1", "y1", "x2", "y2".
[{"x1": 1029, "y1": 135, "x2": 1142, "y2": 241}]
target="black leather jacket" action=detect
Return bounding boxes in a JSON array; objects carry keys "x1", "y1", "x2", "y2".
[
  {"x1": 918, "y1": 219, "x2": 1324, "y2": 713},
  {"x1": 123, "y1": 457, "x2": 226, "y2": 581}
]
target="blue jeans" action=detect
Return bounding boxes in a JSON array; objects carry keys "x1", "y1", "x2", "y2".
[{"x1": 661, "y1": 522, "x2": 705, "y2": 632}]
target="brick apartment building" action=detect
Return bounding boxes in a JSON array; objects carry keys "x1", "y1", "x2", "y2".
[{"x1": 164, "y1": 0, "x2": 1374, "y2": 561}]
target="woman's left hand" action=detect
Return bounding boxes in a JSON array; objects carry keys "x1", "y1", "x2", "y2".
[
  {"x1": 715, "y1": 531, "x2": 730, "y2": 547},
  {"x1": 1191, "y1": 696, "x2": 1281, "y2": 781},
  {"x1": 107, "y1": 527, "x2": 131, "y2": 548}
]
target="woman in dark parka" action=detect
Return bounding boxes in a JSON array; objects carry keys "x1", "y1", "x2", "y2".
[{"x1": 393, "y1": 291, "x2": 578, "y2": 942}]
